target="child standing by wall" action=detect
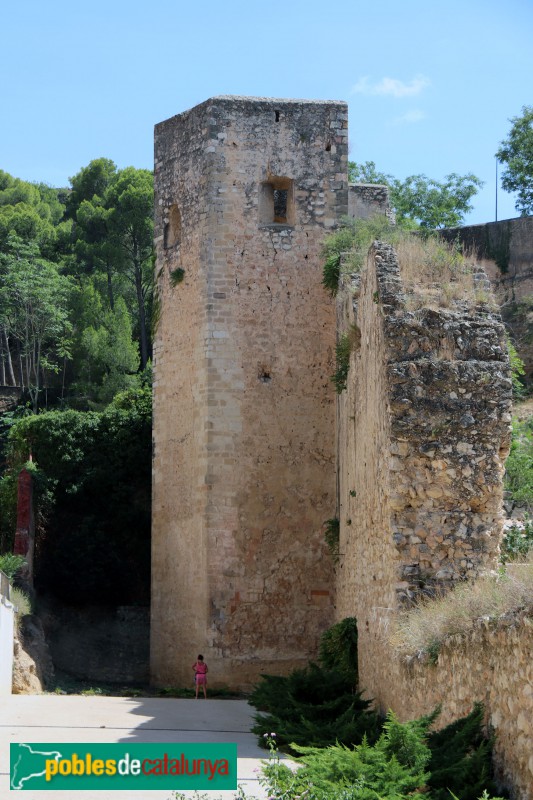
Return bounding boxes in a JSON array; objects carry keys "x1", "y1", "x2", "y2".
[{"x1": 192, "y1": 654, "x2": 208, "y2": 699}]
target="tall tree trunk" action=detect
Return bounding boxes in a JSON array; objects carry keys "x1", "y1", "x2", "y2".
[
  {"x1": 2, "y1": 328, "x2": 16, "y2": 385},
  {"x1": 133, "y1": 248, "x2": 148, "y2": 370},
  {"x1": 31, "y1": 338, "x2": 41, "y2": 412},
  {"x1": 19, "y1": 350, "x2": 24, "y2": 390}
]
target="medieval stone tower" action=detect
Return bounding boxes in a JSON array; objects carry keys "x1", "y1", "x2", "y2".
[{"x1": 151, "y1": 96, "x2": 348, "y2": 688}]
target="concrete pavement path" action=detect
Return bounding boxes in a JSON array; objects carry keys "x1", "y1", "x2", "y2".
[{"x1": 0, "y1": 694, "x2": 274, "y2": 800}]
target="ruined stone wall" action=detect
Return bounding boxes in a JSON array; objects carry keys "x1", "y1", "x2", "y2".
[
  {"x1": 152, "y1": 97, "x2": 348, "y2": 688},
  {"x1": 335, "y1": 242, "x2": 528, "y2": 794},
  {"x1": 337, "y1": 241, "x2": 511, "y2": 602},
  {"x1": 381, "y1": 612, "x2": 533, "y2": 800}
]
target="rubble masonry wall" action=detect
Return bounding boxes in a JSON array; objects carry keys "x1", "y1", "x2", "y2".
[{"x1": 335, "y1": 242, "x2": 533, "y2": 798}]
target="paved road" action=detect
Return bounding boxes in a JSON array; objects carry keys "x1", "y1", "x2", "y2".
[{"x1": 0, "y1": 694, "x2": 273, "y2": 799}]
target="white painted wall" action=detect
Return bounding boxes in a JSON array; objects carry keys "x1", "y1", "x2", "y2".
[{"x1": 0, "y1": 571, "x2": 14, "y2": 694}]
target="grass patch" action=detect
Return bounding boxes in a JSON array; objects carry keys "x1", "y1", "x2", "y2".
[
  {"x1": 11, "y1": 587, "x2": 32, "y2": 631},
  {"x1": 322, "y1": 216, "x2": 396, "y2": 289},
  {"x1": 396, "y1": 235, "x2": 486, "y2": 309},
  {"x1": 157, "y1": 685, "x2": 242, "y2": 699},
  {"x1": 322, "y1": 215, "x2": 495, "y2": 311},
  {"x1": 390, "y1": 557, "x2": 533, "y2": 658}
]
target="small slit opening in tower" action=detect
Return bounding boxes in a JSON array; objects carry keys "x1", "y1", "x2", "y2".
[{"x1": 273, "y1": 189, "x2": 288, "y2": 223}]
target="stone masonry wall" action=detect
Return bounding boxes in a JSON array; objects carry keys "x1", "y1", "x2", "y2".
[
  {"x1": 152, "y1": 97, "x2": 348, "y2": 689},
  {"x1": 152, "y1": 101, "x2": 211, "y2": 686},
  {"x1": 381, "y1": 611, "x2": 533, "y2": 800},
  {"x1": 337, "y1": 242, "x2": 511, "y2": 608},
  {"x1": 348, "y1": 184, "x2": 394, "y2": 223},
  {"x1": 441, "y1": 217, "x2": 533, "y2": 384},
  {"x1": 335, "y1": 242, "x2": 530, "y2": 796},
  {"x1": 442, "y1": 217, "x2": 533, "y2": 302}
]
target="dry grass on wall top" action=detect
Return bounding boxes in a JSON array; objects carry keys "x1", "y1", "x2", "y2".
[
  {"x1": 323, "y1": 216, "x2": 496, "y2": 310},
  {"x1": 394, "y1": 235, "x2": 495, "y2": 311},
  {"x1": 390, "y1": 555, "x2": 533, "y2": 659}
]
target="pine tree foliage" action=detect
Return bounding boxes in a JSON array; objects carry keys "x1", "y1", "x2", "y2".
[
  {"x1": 257, "y1": 708, "x2": 504, "y2": 800},
  {"x1": 262, "y1": 712, "x2": 431, "y2": 798},
  {"x1": 319, "y1": 616, "x2": 358, "y2": 683},
  {"x1": 426, "y1": 704, "x2": 500, "y2": 800},
  {"x1": 250, "y1": 662, "x2": 381, "y2": 753}
]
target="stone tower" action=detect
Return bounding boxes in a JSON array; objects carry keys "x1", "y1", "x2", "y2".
[{"x1": 151, "y1": 96, "x2": 348, "y2": 688}]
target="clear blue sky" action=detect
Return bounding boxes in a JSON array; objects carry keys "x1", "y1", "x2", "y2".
[{"x1": 1, "y1": 0, "x2": 531, "y2": 224}]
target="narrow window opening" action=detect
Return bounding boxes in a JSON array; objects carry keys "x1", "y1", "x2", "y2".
[
  {"x1": 275, "y1": 110, "x2": 280, "y2": 122},
  {"x1": 325, "y1": 139, "x2": 332, "y2": 152},
  {"x1": 273, "y1": 189, "x2": 288, "y2": 223},
  {"x1": 259, "y1": 177, "x2": 294, "y2": 226},
  {"x1": 164, "y1": 204, "x2": 181, "y2": 249}
]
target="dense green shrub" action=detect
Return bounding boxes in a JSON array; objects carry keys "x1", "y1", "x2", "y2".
[
  {"x1": 252, "y1": 707, "x2": 502, "y2": 800},
  {"x1": 251, "y1": 612, "x2": 501, "y2": 798},
  {"x1": 0, "y1": 387, "x2": 151, "y2": 606},
  {"x1": 505, "y1": 418, "x2": 533, "y2": 510},
  {"x1": 426, "y1": 704, "x2": 499, "y2": 800},
  {"x1": 0, "y1": 553, "x2": 26, "y2": 579},
  {"x1": 262, "y1": 712, "x2": 431, "y2": 798},
  {"x1": 250, "y1": 619, "x2": 369, "y2": 752},
  {"x1": 250, "y1": 662, "x2": 381, "y2": 754},
  {"x1": 319, "y1": 616, "x2": 358, "y2": 684},
  {"x1": 501, "y1": 520, "x2": 533, "y2": 562},
  {"x1": 321, "y1": 215, "x2": 396, "y2": 297}
]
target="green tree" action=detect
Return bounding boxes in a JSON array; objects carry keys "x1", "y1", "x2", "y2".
[
  {"x1": 496, "y1": 105, "x2": 533, "y2": 215},
  {"x1": 0, "y1": 235, "x2": 72, "y2": 410},
  {"x1": 68, "y1": 159, "x2": 120, "y2": 309},
  {"x1": 105, "y1": 167, "x2": 154, "y2": 369},
  {"x1": 70, "y1": 282, "x2": 139, "y2": 406},
  {"x1": 1, "y1": 387, "x2": 152, "y2": 604},
  {"x1": 66, "y1": 158, "x2": 117, "y2": 218},
  {"x1": 68, "y1": 160, "x2": 154, "y2": 368},
  {"x1": 0, "y1": 170, "x2": 67, "y2": 258},
  {"x1": 74, "y1": 198, "x2": 119, "y2": 310},
  {"x1": 349, "y1": 161, "x2": 483, "y2": 229}
]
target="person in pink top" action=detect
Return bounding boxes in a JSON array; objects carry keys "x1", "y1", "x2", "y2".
[{"x1": 192, "y1": 654, "x2": 208, "y2": 699}]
